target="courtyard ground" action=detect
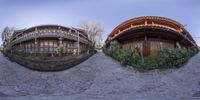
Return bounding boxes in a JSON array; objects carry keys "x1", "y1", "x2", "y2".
[{"x1": 0, "y1": 52, "x2": 200, "y2": 100}]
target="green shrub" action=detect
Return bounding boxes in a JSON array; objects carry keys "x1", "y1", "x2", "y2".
[
  {"x1": 103, "y1": 41, "x2": 199, "y2": 72},
  {"x1": 160, "y1": 48, "x2": 186, "y2": 67},
  {"x1": 187, "y1": 46, "x2": 199, "y2": 56},
  {"x1": 119, "y1": 48, "x2": 140, "y2": 66},
  {"x1": 56, "y1": 44, "x2": 66, "y2": 56},
  {"x1": 105, "y1": 41, "x2": 121, "y2": 60},
  {"x1": 160, "y1": 46, "x2": 198, "y2": 68}
]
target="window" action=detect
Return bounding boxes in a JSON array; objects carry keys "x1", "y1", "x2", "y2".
[
  {"x1": 44, "y1": 47, "x2": 49, "y2": 53},
  {"x1": 40, "y1": 47, "x2": 43, "y2": 53},
  {"x1": 150, "y1": 41, "x2": 161, "y2": 56},
  {"x1": 49, "y1": 41, "x2": 53, "y2": 47},
  {"x1": 53, "y1": 42, "x2": 58, "y2": 47},
  {"x1": 40, "y1": 41, "x2": 44, "y2": 53},
  {"x1": 44, "y1": 41, "x2": 48, "y2": 47},
  {"x1": 150, "y1": 41, "x2": 174, "y2": 56},
  {"x1": 49, "y1": 47, "x2": 53, "y2": 52},
  {"x1": 40, "y1": 41, "x2": 44, "y2": 47},
  {"x1": 64, "y1": 43, "x2": 67, "y2": 47}
]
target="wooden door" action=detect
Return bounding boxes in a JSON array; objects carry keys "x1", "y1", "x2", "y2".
[{"x1": 150, "y1": 41, "x2": 161, "y2": 57}]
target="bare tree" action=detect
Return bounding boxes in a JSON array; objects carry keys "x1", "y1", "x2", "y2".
[
  {"x1": 78, "y1": 20, "x2": 104, "y2": 47},
  {"x1": 1, "y1": 26, "x2": 14, "y2": 50}
]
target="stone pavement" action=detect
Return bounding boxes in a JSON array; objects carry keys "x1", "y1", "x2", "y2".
[{"x1": 0, "y1": 52, "x2": 200, "y2": 100}]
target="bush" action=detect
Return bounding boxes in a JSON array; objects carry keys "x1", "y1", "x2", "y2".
[
  {"x1": 104, "y1": 41, "x2": 121, "y2": 60},
  {"x1": 160, "y1": 48, "x2": 187, "y2": 68},
  {"x1": 121, "y1": 49, "x2": 140, "y2": 66},
  {"x1": 104, "y1": 41, "x2": 199, "y2": 72},
  {"x1": 56, "y1": 44, "x2": 67, "y2": 56},
  {"x1": 160, "y1": 46, "x2": 199, "y2": 68},
  {"x1": 187, "y1": 46, "x2": 199, "y2": 56}
]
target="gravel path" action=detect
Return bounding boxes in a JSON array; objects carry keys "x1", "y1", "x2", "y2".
[{"x1": 0, "y1": 52, "x2": 200, "y2": 100}]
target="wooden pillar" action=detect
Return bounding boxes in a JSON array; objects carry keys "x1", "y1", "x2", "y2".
[
  {"x1": 118, "y1": 30, "x2": 121, "y2": 33},
  {"x1": 143, "y1": 33, "x2": 148, "y2": 57},
  {"x1": 34, "y1": 38, "x2": 38, "y2": 54},
  {"x1": 179, "y1": 28, "x2": 183, "y2": 33},
  {"x1": 145, "y1": 20, "x2": 148, "y2": 25},
  {"x1": 46, "y1": 41, "x2": 48, "y2": 54},
  {"x1": 152, "y1": 21, "x2": 154, "y2": 25},
  {"x1": 131, "y1": 24, "x2": 133, "y2": 28}
]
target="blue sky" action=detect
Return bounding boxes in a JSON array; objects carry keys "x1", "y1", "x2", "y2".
[{"x1": 0, "y1": 0, "x2": 200, "y2": 46}]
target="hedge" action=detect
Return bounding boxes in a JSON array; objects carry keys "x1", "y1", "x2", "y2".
[{"x1": 104, "y1": 41, "x2": 199, "y2": 72}]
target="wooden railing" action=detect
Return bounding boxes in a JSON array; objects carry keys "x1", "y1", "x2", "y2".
[
  {"x1": 12, "y1": 30, "x2": 89, "y2": 45},
  {"x1": 106, "y1": 24, "x2": 194, "y2": 46}
]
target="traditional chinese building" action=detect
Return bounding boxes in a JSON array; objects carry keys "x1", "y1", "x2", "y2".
[
  {"x1": 105, "y1": 16, "x2": 198, "y2": 57},
  {"x1": 11, "y1": 25, "x2": 92, "y2": 55}
]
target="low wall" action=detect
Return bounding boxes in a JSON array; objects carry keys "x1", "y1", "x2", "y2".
[{"x1": 3, "y1": 51, "x2": 96, "y2": 71}]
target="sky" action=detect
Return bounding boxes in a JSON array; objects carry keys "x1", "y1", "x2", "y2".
[{"x1": 0, "y1": 0, "x2": 200, "y2": 46}]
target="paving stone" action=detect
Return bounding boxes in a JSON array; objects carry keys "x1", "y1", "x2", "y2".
[
  {"x1": 0, "y1": 92, "x2": 9, "y2": 97},
  {"x1": 0, "y1": 52, "x2": 200, "y2": 100}
]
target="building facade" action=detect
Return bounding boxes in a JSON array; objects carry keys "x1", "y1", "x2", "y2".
[
  {"x1": 11, "y1": 25, "x2": 92, "y2": 55},
  {"x1": 105, "y1": 16, "x2": 198, "y2": 57}
]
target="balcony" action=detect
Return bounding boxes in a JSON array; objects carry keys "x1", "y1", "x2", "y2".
[
  {"x1": 110, "y1": 24, "x2": 190, "y2": 42},
  {"x1": 12, "y1": 30, "x2": 89, "y2": 45}
]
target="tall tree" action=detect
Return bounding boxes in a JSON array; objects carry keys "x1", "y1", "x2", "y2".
[
  {"x1": 78, "y1": 20, "x2": 104, "y2": 47},
  {"x1": 1, "y1": 26, "x2": 14, "y2": 50}
]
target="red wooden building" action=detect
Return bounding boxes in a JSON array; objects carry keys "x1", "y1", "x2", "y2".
[{"x1": 105, "y1": 16, "x2": 198, "y2": 57}]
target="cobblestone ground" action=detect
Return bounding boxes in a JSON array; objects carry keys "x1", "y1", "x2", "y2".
[{"x1": 0, "y1": 52, "x2": 200, "y2": 100}]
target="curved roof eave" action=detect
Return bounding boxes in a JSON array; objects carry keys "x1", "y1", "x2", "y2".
[
  {"x1": 23, "y1": 24, "x2": 71, "y2": 33},
  {"x1": 106, "y1": 26, "x2": 195, "y2": 46},
  {"x1": 106, "y1": 16, "x2": 195, "y2": 44},
  {"x1": 108, "y1": 16, "x2": 184, "y2": 38}
]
